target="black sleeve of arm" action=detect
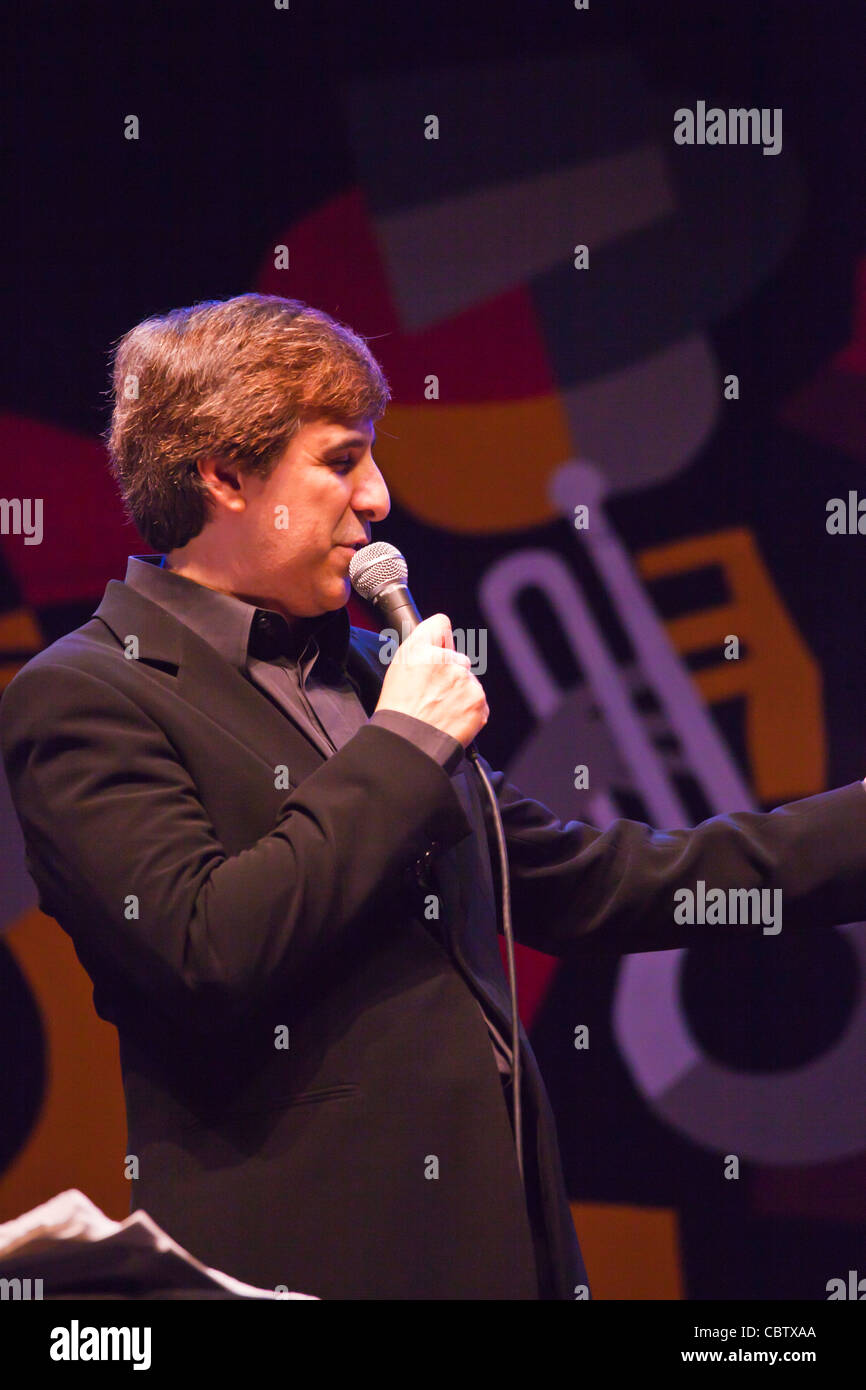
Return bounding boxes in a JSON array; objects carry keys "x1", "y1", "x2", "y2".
[
  {"x1": 0, "y1": 664, "x2": 472, "y2": 1031},
  {"x1": 471, "y1": 752, "x2": 866, "y2": 955},
  {"x1": 368, "y1": 708, "x2": 464, "y2": 774}
]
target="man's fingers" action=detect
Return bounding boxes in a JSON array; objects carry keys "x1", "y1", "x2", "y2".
[
  {"x1": 395, "y1": 643, "x2": 470, "y2": 668},
  {"x1": 413, "y1": 613, "x2": 454, "y2": 649}
]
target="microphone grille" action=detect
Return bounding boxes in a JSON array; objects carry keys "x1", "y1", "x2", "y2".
[{"x1": 348, "y1": 541, "x2": 408, "y2": 601}]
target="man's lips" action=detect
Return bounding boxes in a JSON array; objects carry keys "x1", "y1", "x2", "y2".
[{"x1": 334, "y1": 541, "x2": 366, "y2": 564}]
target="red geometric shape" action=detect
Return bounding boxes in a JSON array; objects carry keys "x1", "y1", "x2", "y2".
[
  {"x1": 0, "y1": 414, "x2": 145, "y2": 607},
  {"x1": 779, "y1": 256, "x2": 866, "y2": 461},
  {"x1": 499, "y1": 937, "x2": 559, "y2": 1029},
  {"x1": 255, "y1": 189, "x2": 557, "y2": 405}
]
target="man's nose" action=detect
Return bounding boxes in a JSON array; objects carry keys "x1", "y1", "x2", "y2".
[{"x1": 354, "y1": 459, "x2": 390, "y2": 522}]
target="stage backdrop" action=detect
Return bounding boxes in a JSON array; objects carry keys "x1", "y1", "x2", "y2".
[{"x1": 2, "y1": 0, "x2": 864, "y2": 1299}]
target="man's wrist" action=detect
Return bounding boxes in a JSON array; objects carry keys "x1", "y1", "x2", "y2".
[{"x1": 369, "y1": 709, "x2": 464, "y2": 775}]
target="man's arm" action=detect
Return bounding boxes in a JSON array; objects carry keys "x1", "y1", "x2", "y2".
[
  {"x1": 471, "y1": 753, "x2": 866, "y2": 956},
  {"x1": 0, "y1": 662, "x2": 472, "y2": 1033}
]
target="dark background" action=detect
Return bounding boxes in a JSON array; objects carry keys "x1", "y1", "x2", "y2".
[{"x1": 3, "y1": 0, "x2": 864, "y2": 1300}]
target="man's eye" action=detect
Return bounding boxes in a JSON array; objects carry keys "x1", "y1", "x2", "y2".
[{"x1": 330, "y1": 457, "x2": 353, "y2": 472}]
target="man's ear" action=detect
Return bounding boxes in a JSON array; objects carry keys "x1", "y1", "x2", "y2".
[{"x1": 196, "y1": 455, "x2": 246, "y2": 512}]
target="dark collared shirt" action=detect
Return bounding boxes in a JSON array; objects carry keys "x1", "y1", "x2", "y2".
[{"x1": 122, "y1": 555, "x2": 513, "y2": 1076}]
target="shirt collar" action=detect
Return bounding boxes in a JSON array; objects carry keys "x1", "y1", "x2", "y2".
[{"x1": 123, "y1": 555, "x2": 351, "y2": 672}]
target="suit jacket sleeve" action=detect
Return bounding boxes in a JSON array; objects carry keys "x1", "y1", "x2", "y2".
[
  {"x1": 470, "y1": 752, "x2": 866, "y2": 956},
  {"x1": 0, "y1": 662, "x2": 472, "y2": 1032}
]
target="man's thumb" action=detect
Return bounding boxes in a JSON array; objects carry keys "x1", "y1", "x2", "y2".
[{"x1": 411, "y1": 613, "x2": 454, "y2": 648}]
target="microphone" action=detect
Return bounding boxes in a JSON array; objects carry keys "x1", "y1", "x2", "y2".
[
  {"x1": 348, "y1": 540, "x2": 525, "y2": 1184},
  {"x1": 348, "y1": 541, "x2": 422, "y2": 640},
  {"x1": 349, "y1": 540, "x2": 478, "y2": 756},
  {"x1": 349, "y1": 539, "x2": 488, "y2": 765}
]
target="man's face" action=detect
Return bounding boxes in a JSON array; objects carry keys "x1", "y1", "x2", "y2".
[{"x1": 231, "y1": 416, "x2": 390, "y2": 618}]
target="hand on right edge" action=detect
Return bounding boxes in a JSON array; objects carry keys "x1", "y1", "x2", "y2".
[{"x1": 373, "y1": 613, "x2": 489, "y2": 749}]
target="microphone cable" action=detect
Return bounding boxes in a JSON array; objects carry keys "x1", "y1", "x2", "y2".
[
  {"x1": 349, "y1": 541, "x2": 524, "y2": 1187},
  {"x1": 464, "y1": 744, "x2": 523, "y2": 1183}
]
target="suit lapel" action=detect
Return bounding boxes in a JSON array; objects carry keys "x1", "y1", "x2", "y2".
[
  {"x1": 92, "y1": 580, "x2": 501, "y2": 997},
  {"x1": 92, "y1": 579, "x2": 385, "y2": 786}
]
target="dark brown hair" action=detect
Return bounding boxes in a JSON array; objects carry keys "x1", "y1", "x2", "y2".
[{"x1": 103, "y1": 294, "x2": 391, "y2": 551}]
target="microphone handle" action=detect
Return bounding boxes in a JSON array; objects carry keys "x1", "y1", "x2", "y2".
[
  {"x1": 374, "y1": 582, "x2": 421, "y2": 640},
  {"x1": 374, "y1": 583, "x2": 480, "y2": 763}
]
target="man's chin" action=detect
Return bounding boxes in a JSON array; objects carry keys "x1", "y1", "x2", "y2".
[{"x1": 322, "y1": 578, "x2": 351, "y2": 611}]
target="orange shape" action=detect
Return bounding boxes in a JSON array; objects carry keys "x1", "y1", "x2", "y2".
[
  {"x1": 0, "y1": 907, "x2": 128, "y2": 1223},
  {"x1": 570, "y1": 1200, "x2": 683, "y2": 1299},
  {"x1": 377, "y1": 396, "x2": 573, "y2": 533}
]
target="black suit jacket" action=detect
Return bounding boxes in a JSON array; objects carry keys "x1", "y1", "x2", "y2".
[{"x1": 3, "y1": 576, "x2": 866, "y2": 1299}]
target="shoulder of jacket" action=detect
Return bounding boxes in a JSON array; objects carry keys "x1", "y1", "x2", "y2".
[
  {"x1": 3, "y1": 619, "x2": 114, "y2": 687},
  {"x1": 0, "y1": 623, "x2": 142, "y2": 742},
  {"x1": 348, "y1": 624, "x2": 383, "y2": 664}
]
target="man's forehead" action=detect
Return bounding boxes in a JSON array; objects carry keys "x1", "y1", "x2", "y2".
[{"x1": 303, "y1": 417, "x2": 376, "y2": 446}]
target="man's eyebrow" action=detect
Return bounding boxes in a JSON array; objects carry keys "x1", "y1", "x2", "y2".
[{"x1": 321, "y1": 431, "x2": 376, "y2": 455}]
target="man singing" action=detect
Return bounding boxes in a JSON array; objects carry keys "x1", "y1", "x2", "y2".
[{"x1": 2, "y1": 293, "x2": 865, "y2": 1300}]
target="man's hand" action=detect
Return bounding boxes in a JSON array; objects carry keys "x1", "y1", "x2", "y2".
[{"x1": 374, "y1": 613, "x2": 489, "y2": 748}]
